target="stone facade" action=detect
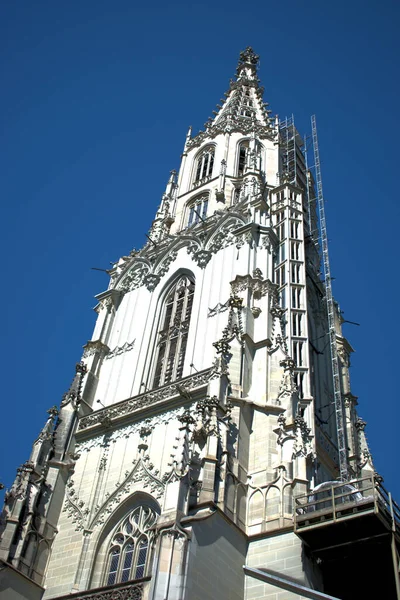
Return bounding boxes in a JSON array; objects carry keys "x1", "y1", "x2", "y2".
[{"x1": 0, "y1": 48, "x2": 382, "y2": 600}]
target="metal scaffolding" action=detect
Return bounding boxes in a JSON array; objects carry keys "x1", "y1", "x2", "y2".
[
  {"x1": 279, "y1": 115, "x2": 307, "y2": 190},
  {"x1": 311, "y1": 115, "x2": 349, "y2": 482}
]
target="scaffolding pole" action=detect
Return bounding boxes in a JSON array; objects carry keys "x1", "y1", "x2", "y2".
[
  {"x1": 311, "y1": 115, "x2": 349, "y2": 482},
  {"x1": 243, "y1": 566, "x2": 340, "y2": 600}
]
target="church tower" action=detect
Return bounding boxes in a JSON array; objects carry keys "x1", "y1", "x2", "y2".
[{"x1": 1, "y1": 48, "x2": 399, "y2": 600}]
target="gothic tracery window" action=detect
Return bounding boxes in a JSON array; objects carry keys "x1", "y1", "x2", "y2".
[
  {"x1": 104, "y1": 505, "x2": 158, "y2": 586},
  {"x1": 194, "y1": 146, "x2": 214, "y2": 184},
  {"x1": 187, "y1": 194, "x2": 208, "y2": 227},
  {"x1": 152, "y1": 276, "x2": 195, "y2": 389}
]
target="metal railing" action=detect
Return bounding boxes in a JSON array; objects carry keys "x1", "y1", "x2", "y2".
[
  {"x1": 294, "y1": 476, "x2": 400, "y2": 534},
  {"x1": 55, "y1": 578, "x2": 149, "y2": 600}
]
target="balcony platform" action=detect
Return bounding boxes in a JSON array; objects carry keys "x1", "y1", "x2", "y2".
[{"x1": 294, "y1": 477, "x2": 400, "y2": 599}]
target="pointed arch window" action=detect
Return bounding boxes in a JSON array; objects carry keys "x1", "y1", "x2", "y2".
[
  {"x1": 152, "y1": 276, "x2": 195, "y2": 389},
  {"x1": 237, "y1": 140, "x2": 263, "y2": 176},
  {"x1": 237, "y1": 140, "x2": 250, "y2": 176},
  {"x1": 194, "y1": 146, "x2": 214, "y2": 184},
  {"x1": 187, "y1": 194, "x2": 208, "y2": 227},
  {"x1": 104, "y1": 505, "x2": 158, "y2": 586}
]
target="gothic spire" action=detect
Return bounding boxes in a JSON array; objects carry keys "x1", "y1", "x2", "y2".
[{"x1": 186, "y1": 47, "x2": 275, "y2": 150}]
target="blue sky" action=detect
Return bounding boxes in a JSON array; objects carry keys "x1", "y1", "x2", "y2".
[{"x1": 1, "y1": 0, "x2": 399, "y2": 502}]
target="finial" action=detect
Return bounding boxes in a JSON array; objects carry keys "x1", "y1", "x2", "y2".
[
  {"x1": 183, "y1": 126, "x2": 192, "y2": 152},
  {"x1": 61, "y1": 362, "x2": 87, "y2": 408},
  {"x1": 238, "y1": 47, "x2": 260, "y2": 68},
  {"x1": 47, "y1": 405, "x2": 59, "y2": 418},
  {"x1": 235, "y1": 47, "x2": 260, "y2": 82},
  {"x1": 164, "y1": 170, "x2": 177, "y2": 198}
]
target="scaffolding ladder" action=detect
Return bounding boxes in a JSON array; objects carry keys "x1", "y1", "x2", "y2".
[{"x1": 311, "y1": 115, "x2": 349, "y2": 482}]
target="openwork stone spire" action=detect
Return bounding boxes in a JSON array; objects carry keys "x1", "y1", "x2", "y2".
[
  {"x1": 235, "y1": 46, "x2": 260, "y2": 78},
  {"x1": 186, "y1": 47, "x2": 275, "y2": 150}
]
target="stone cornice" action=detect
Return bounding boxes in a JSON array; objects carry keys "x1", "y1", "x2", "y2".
[
  {"x1": 76, "y1": 368, "x2": 218, "y2": 435},
  {"x1": 186, "y1": 119, "x2": 276, "y2": 151}
]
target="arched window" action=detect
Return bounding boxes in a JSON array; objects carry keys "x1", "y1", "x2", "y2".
[
  {"x1": 187, "y1": 194, "x2": 208, "y2": 227},
  {"x1": 194, "y1": 146, "x2": 214, "y2": 184},
  {"x1": 104, "y1": 505, "x2": 158, "y2": 586},
  {"x1": 240, "y1": 107, "x2": 253, "y2": 118},
  {"x1": 152, "y1": 275, "x2": 195, "y2": 389},
  {"x1": 237, "y1": 140, "x2": 249, "y2": 176},
  {"x1": 237, "y1": 140, "x2": 263, "y2": 176}
]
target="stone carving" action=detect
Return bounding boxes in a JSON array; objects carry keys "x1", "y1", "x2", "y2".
[
  {"x1": 193, "y1": 396, "x2": 220, "y2": 440},
  {"x1": 148, "y1": 174, "x2": 176, "y2": 245},
  {"x1": 164, "y1": 411, "x2": 196, "y2": 481},
  {"x1": 63, "y1": 479, "x2": 89, "y2": 532},
  {"x1": 337, "y1": 345, "x2": 350, "y2": 367},
  {"x1": 186, "y1": 110, "x2": 275, "y2": 150},
  {"x1": 213, "y1": 339, "x2": 232, "y2": 356},
  {"x1": 275, "y1": 414, "x2": 289, "y2": 447},
  {"x1": 65, "y1": 457, "x2": 165, "y2": 532},
  {"x1": 36, "y1": 406, "x2": 59, "y2": 442},
  {"x1": 61, "y1": 362, "x2": 87, "y2": 408},
  {"x1": 207, "y1": 219, "x2": 243, "y2": 254},
  {"x1": 111, "y1": 219, "x2": 182, "y2": 294},
  {"x1": 355, "y1": 417, "x2": 367, "y2": 432},
  {"x1": 269, "y1": 303, "x2": 288, "y2": 355},
  {"x1": 277, "y1": 358, "x2": 297, "y2": 403},
  {"x1": 355, "y1": 416, "x2": 374, "y2": 470},
  {"x1": 60, "y1": 582, "x2": 144, "y2": 600},
  {"x1": 2, "y1": 461, "x2": 34, "y2": 507},
  {"x1": 118, "y1": 248, "x2": 178, "y2": 293},
  {"x1": 214, "y1": 295, "x2": 244, "y2": 349},
  {"x1": 143, "y1": 273, "x2": 161, "y2": 292},
  {"x1": 261, "y1": 231, "x2": 277, "y2": 252},
  {"x1": 77, "y1": 407, "x2": 187, "y2": 453},
  {"x1": 82, "y1": 340, "x2": 110, "y2": 359},
  {"x1": 78, "y1": 368, "x2": 217, "y2": 433},
  {"x1": 156, "y1": 250, "x2": 177, "y2": 277},
  {"x1": 293, "y1": 416, "x2": 313, "y2": 459},
  {"x1": 208, "y1": 300, "x2": 230, "y2": 317},
  {"x1": 95, "y1": 296, "x2": 114, "y2": 313},
  {"x1": 230, "y1": 274, "x2": 276, "y2": 299},
  {"x1": 235, "y1": 229, "x2": 255, "y2": 249},
  {"x1": 238, "y1": 46, "x2": 260, "y2": 66},
  {"x1": 191, "y1": 249, "x2": 212, "y2": 268},
  {"x1": 185, "y1": 216, "x2": 246, "y2": 269},
  {"x1": 118, "y1": 264, "x2": 150, "y2": 293},
  {"x1": 111, "y1": 210, "x2": 248, "y2": 293},
  {"x1": 139, "y1": 425, "x2": 153, "y2": 439},
  {"x1": 212, "y1": 294, "x2": 244, "y2": 380},
  {"x1": 93, "y1": 459, "x2": 165, "y2": 528},
  {"x1": 105, "y1": 340, "x2": 135, "y2": 360}
]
